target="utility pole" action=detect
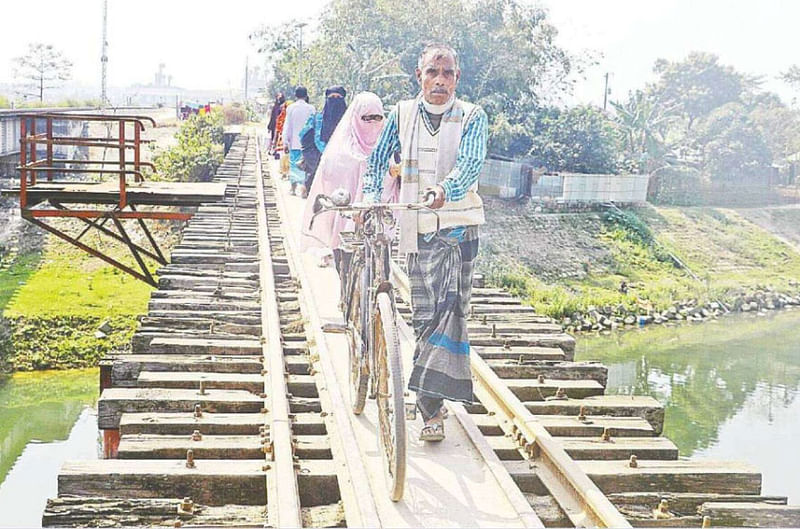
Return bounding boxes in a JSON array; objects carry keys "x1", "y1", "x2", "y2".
[
  {"x1": 602, "y1": 72, "x2": 610, "y2": 111},
  {"x1": 100, "y1": 0, "x2": 109, "y2": 107},
  {"x1": 244, "y1": 56, "x2": 249, "y2": 101},
  {"x1": 296, "y1": 22, "x2": 307, "y2": 81}
]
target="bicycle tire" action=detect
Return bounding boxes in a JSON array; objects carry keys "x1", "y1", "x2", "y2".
[
  {"x1": 374, "y1": 291, "x2": 407, "y2": 501},
  {"x1": 345, "y1": 256, "x2": 369, "y2": 415},
  {"x1": 348, "y1": 326, "x2": 369, "y2": 415}
]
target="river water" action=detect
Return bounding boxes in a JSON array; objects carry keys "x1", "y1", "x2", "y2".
[
  {"x1": 0, "y1": 311, "x2": 799, "y2": 523},
  {"x1": 576, "y1": 308, "x2": 800, "y2": 503},
  {"x1": 0, "y1": 368, "x2": 99, "y2": 527}
]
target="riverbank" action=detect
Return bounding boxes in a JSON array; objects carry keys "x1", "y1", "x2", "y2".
[{"x1": 479, "y1": 198, "x2": 800, "y2": 332}]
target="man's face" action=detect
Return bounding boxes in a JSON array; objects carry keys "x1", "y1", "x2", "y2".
[{"x1": 416, "y1": 52, "x2": 460, "y2": 106}]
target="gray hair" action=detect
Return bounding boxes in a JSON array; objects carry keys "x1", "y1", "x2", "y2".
[{"x1": 417, "y1": 43, "x2": 459, "y2": 70}]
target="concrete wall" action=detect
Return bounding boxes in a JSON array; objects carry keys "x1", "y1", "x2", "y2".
[{"x1": 562, "y1": 174, "x2": 650, "y2": 203}]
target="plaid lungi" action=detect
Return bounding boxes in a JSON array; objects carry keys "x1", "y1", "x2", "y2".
[{"x1": 407, "y1": 226, "x2": 479, "y2": 411}]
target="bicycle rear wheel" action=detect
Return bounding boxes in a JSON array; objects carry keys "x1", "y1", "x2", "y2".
[{"x1": 374, "y1": 291, "x2": 407, "y2": 501}]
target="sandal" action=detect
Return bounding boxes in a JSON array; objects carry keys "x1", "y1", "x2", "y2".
[{"x1": 419, "y1": 419, "x2": 445, "y2": 442}]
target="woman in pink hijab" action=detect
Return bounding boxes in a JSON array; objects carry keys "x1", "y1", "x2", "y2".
[{"x1": 301, "y1": 91, "x2": 398, "y2": 262}]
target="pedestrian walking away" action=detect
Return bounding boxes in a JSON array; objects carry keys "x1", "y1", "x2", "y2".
[
  {"x1": 299, "y1": 85, "x2": 348, "y2": 197},
  {"x1": 283, "y1": 86, "x2": 316, "y2": 196},
  {"x1": 267, "y1": 92, "x2": 286, "y2": 154},
  {"x1": 361, "y1": 43, "x2": 489, "y2": 442}
]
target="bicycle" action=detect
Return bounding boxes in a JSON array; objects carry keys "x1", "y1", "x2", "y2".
[{"x1": 309, "y1": 189, "x2": 438, "y2": 502}]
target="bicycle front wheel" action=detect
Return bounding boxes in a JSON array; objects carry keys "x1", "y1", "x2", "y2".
[{"x1": 374, "y1": 291, "x2": 407, "y2": 502}]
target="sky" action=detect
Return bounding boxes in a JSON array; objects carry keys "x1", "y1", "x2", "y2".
[{"x1": 0, "y1": 0, "x2": 798, "y2": 104}]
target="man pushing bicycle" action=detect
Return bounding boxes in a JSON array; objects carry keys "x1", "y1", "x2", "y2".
[{"x1": 361, "y1": 43, "x2": 489, "y2": 442}]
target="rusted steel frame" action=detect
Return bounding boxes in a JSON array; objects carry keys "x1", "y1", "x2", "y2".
[
  {"x1": 25, "y1": 216, "x2": 158, "y2": 287},
  {"x1": 254, "y1": 136, "x2": 303, "y2": 527},
  {"x1": 110, "y1": 214, "x2": 155, "y2": 285},
  {"x1": 17, "y1": 112, "x2": 156, "y2": 128},
  {"x1": 23, "y1": 136, "x2": 153, "y2": 145},
  {"x1": 51, "y1": 202, "x2": 167, "y2": 264},
  {"x1": 46, "y1": 117, "x2": 53, "y2": 181},
  {"x1": 75, "y1": 211, "x2": 112, "y2": 241},
  {"x1": 134, "y1": 122, "x2": 142, "y2": 182},
  {"x1": 17, "y1": 166, "x2": 145, "y2": 179},
  {"x1": 40, "y1": 159, "x2": 155, "y2": 169},
  {"x1": 30, "y1": 118, "x2": 37, "y2": 185},
  {"x1": 119, "y1": 121, "x2": 127, "y2": 208},
  {"x1": 263, "y1": 134, "x2": 381, "y2": 528},
  {"x1": 20, "y1": 159, "x2": 48, "y2": 168},
  {"x1": 20, "y1": 117, "x2": 27, "y2": 208},
  {"x1": 471, "y1": 356, "x2": 632, "y2": 528},
  {"x1": 28, "y1": 209, "x2": 191, "y2": 220},
  {"x1": 129, "y1": 204, "x2": 168, "y2": 264}
]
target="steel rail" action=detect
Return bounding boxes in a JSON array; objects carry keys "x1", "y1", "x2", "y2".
[
  {"x1": 262, "y1": 132, "x2": 382, "y2": 528},
  {"x1": 253, "y1": 136, "x2": 303, "y2": 527},
  {"x1": 390, "y1": 261, "x2": 631, "y2": 528}
]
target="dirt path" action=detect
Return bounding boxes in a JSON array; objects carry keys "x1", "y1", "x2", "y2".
[{"x1": 735, "y1": 204, "x2": 800, "y2": 253}]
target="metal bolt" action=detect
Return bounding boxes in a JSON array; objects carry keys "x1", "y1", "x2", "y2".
[
  {"x1": 177, "y1": 497, "x2": 194, "y2": 515},
  {"x1": 198, "y1": 380, "x2": 206, "y2": 396},
  {"x1": 537, "y1": 374, "x2": 545, "y2": 384},
  {"x1": 262, "y1": 464, "x2": 271, "y2": 471},
  {"x1": 186, "y1": 449, "x2": 196, "y2": 468},
  {"x1": 503, "y1": 340, "x2": 511, "y2": 350},
  {"x1": 482, "y1": 314, "x2": 487, "y2": 325},
  {"x1": 320, "y1": 411, "x2": 328, "y2": 417},
  {"x1": 601, "y1": 427, "x2": 612, "y2": 442},
  {"x1": 555, "y1": 387, "x2": 567, "y2": 399},
  {"x1": 577, "y1": 406, "x2": 586, "y2": 421},
  {"x1": 193, "y1": 404, "x2": 203, "y2": 418},
  {"x1": 191, "y1": 430, "x2": 202, "y2": 441},
  {"x1": 260, "y1": 407, "x2": 269, "y2": 414},
  {"x1": 658, "y1": 499, "x2": 669, "y2": 513},
  {"x1": 628, "y1": 454, "x2": 638, "y2": 468},
  {"x1": 491, "y1": 323, "x2": 497, "y2": 338},
  {"x1": 261, "y1": 369, "x2": 267, "y2": 375},
  {"x1": 259, "y1": 392, "x2": 267, "y2": 399},
  {"x1": 702, "y1": 516, "x2": 711, "y2": 528}
]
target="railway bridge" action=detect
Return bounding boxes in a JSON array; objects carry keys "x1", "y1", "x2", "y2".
[{"x1": 14, "y1": 126, "x2": 799, "y2": 527}]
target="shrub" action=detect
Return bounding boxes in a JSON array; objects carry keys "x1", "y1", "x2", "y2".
[
  {"x1": 222, "y1": 104, "x2": 246, "y2": 125},
  {"x1": 153, "y1": 110, "x2": 224, "y2": 182}
]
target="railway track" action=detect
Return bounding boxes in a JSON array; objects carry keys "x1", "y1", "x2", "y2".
[{"x1": 41, "y1": 133, "x2": 799, "y2": 528}]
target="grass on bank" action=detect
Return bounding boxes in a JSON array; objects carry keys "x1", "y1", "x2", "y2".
[
  {"x1": 0, "y1": 253, "x2": 41, "y2": 313},
  {"x1": 1, "y1": 234, "x2": 153, "y2": 371},
  {"x1": 482, "y1": 205, "x2": 800, "y2": 320}
]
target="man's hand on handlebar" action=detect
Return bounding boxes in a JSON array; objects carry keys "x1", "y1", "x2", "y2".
[{"x1": 423, "y1": 185, "x2": 446, "y2": 210}]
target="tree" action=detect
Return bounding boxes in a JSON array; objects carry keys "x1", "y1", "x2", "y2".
[
  {"x1": 529, "y1": 105, "x2": 620, "y2": 174},
  {"x1": 780, "y1": 65, "x2": 800, "y2": 93},
  {"x1": 652, "y1": 52, "x2": 752, "y2": 131},
  {"x1": 694, "y1": 102, "x2": 771, "y2": 181},
  {"x1": 612, "y1": 90, "x2": 677, "y2": 173},
  {"x1": 12, "y1": 43, "x2": 73, "y2": 102},
  {"x1": 251, "y1": 0, "x2": 587, "y2": 156},
  {"x1": 747, "y1": 94, "x2": 800, "y2": 161}
]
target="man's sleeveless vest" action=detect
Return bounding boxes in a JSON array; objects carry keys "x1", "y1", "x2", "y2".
[{"x1": 396, "y1": 98, "x2": 485, "y2": 234}]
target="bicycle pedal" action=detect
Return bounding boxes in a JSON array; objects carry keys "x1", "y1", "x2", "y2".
[{"x1": 404, "y1": 401, "x2": 417, "y2": 420}]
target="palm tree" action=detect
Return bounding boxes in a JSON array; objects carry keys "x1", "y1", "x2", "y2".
[{"x1": 612, "y1": 90, "x2": 676, "y2": 173}]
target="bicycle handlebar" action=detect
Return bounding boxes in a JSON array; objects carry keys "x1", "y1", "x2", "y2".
[{"x1": 308, "y1": 194, "x2": 441, "y2": 236}]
